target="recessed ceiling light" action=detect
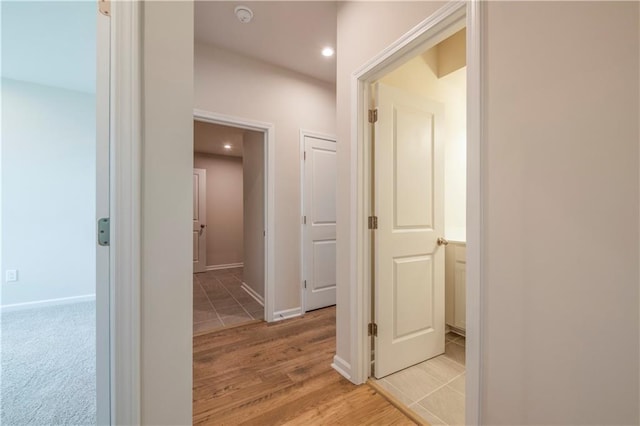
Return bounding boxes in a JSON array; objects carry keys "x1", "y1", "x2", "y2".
[
  {"x1": 223, "y1": 144, "x2": 232, "y2": 150},
  {"x1": 321, "y1": 47, "x2": 335, "y2": 57},
  {"x1": 234, "y1": 6, "x2": 253, "y2": 24}
]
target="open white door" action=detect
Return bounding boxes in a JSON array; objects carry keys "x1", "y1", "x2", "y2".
[
  {"x1": 96, "y1": 5, "x2": 111, "y2": 424},
  {"x1": 193, "y1": 168, "x2": 207, "y2": 273},
  {"x1": 373, "y1": 83, "x2": 445, "y2": 378},
  {"x1": 302, "y1": 134, "x2": 337, "y2": 311}
]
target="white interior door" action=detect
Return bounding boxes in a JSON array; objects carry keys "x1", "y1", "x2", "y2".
[
  {"x1": 302, "y1": 134, "x2": 337, "y2": 311},
  {"x1": 193, "y1": 168, "x2": 207, "y2": 273},
  {"x1": 96, "y1": 6, "x2": 111, "y2": 425},
  {"x1": 373, "y1": 83, "x2": 445, "y2": 378}
]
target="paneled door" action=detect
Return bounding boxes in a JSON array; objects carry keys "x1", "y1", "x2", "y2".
[
  {"x1": 193, "y1": 168, "x2": 207, "y2": 273},
  {"x1": 373, "y1": 83, "x2": 446, "y2": 378},
  {"x1": 302, "y1": 134, "x2": 337, "y2": 311}
]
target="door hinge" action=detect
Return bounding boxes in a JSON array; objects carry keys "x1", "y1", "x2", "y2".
[
  {"x1": 368, "y1": 109, "x2": 378, "y2": 123},
  {"x1": 304, "y1": 151, "x2": 307, "y2": 160},
  {"x1": 368, "y1": 216, "x2": 378, "y2": 230},
  {"x1": 368, "y1": 322, "x2": 378, "y2": 337},
  {"x1": 303, "y1": 280, "x2": 307, "y2": 289},
  {"x1": 303, "y1": 215, "x2": 307, "y2": 225},
  {"x1": 98, "y1": 218, "x2": 110, "y2": 246},
  {"x1": 98, "y1": 0, "x2": 110, "y2": 17}
]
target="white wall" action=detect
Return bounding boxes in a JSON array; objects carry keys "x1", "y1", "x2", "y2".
[
  {"x1": 194, "y1": 153, "x2": 244, "y2": 267},
  {"x1": 337, "y1": 1, "x2": 639, "y2": 424},
  {"x1": 1, "y1": 78, "x2": 95, "y2": 307},
  {"x1": 141, "y1": 2, "x2": 193, "y2": 424},
  {"x1": 243, "y1": 131, "x2": 265, "y2": 298},
  {"x1": 194, "y1": 43, "x2": 336, "y2": 313}
]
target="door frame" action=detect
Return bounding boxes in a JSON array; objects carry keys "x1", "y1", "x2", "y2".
[
  {"x1": 299, "y1": 129, "x2": 338, "y2": 313},
  {"x1": 110, "y1": 1, "x2": 143, "y2": 424},
  {"x1": 193, "y1": 109, "x2": 276, "y2": 322},
  {"x1": 350, "y1": 1, "x2": 484, "y2": 424}
]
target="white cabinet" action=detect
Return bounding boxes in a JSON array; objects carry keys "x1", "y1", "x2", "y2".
[{"x1": 445, "y1": 242, "x2": 466, "y2": 331}]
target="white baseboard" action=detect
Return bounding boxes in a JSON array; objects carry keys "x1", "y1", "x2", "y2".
[
  {"x1": 272, "y1": 307, "x2": 302, "y2": 322},
  {"x1": 331, "y1": 355, "x2": 352, "y2": 381},
  {"x1": 1, "y1": 294, "x2": 96, "y2": 312},
  {"x1": 241, "y1": 282, "x2": 264, "y2": 306},
  {"x1": 205, "y1": 262, "x2": 243, "y2": 271}
]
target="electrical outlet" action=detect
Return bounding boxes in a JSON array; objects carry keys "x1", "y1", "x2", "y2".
[{"x1": 5, "y1": 270, "x2": 18, "y2": 282}]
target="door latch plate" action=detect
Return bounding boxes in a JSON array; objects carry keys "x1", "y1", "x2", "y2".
[{"x1": 98, "y1": 218, "x2": 110, "y2": 246}]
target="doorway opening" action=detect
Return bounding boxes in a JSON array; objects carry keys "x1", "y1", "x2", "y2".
[
  {"x1": 192, "y1": 110, "x2": 276, "y2": 335},
  {"x1": 1, "y1": 1, "x2": 111, "y2": 424},
  {"x1": 369, "y1": 26, "x2": 468, "y2": 425},
  {"x1": 351, "y1": 2, "x2": 481, "y2": 425},
  {"x1": 192, "y1": 119, "x2": 266, "y2": 334}
]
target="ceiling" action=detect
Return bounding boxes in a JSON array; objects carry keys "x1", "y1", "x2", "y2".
[
  {"x1": 1, "y1": 1, "x2": 96, "y2": 94},
  {"x1": 194, "y1": 1, "x2": 337, "y2": 83},
  {"x1": 2, "y1": 1, "x2": 335, "y2": 92},
  {"x1": 194, "y1": 121, "x2": 246, "y2": 158}
]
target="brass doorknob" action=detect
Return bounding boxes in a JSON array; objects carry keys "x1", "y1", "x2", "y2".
[{"x1": 437, "y1": 237, "x2": 449, "y2": 246}]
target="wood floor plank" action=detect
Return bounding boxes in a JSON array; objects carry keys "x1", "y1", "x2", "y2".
[
  {"x1": 280, "y1": 386, "x2": 414, "y2": 426},
  {"x1": 203, "y1": 371, "x2": 350, "y2": 425},
  {"x1": 193, "y1": 306, "x2": 416, "y2": 425}
]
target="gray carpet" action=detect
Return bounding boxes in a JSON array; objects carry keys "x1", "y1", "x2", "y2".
[{"x1": 1, "y1": 301, "x2": 96, "y2": 425}]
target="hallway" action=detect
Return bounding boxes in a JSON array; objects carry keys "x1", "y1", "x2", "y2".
[
  {"x1": 193, "y1": 268, "x2": 263, "y2": 335},
  {"x1": 192, "y1": 307, "x2": 415, "y2": 425}
]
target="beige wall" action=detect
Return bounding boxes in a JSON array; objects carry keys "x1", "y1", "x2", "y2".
[
  {"x1": 194, "y1": 43, "x2": 336, "y2": 312},
  {"x1": 243, "y1": 132, "x2": 265, "y2": 298},
  {"x1": 337, "y1": 1, "x2": 639, "y2": 425},
  {"x1": 141, "y1": 1, "x2": 638, "y2": 423},
  {"x1": 141, "y1": 1, "x2": 193, "y2": 424},
  {"x1": 437, "y1": 28, "x2": 465, "y2": 78},
  {"x1": 481, "y1": 2, "x2": 638, "y2": 423},
  {"x1": 379, "y1": 39, "x2": 466, "y2": 241},
  {"x1": 194, "y1": 153, "x2": 244, "y2": 267}
]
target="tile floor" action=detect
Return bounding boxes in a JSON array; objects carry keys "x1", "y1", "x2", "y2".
[
  {"x1": 193, "y1": 267, "x2": 264, "y2": 335},
  {"x1": 374, "y1": 331, "x2": 466, "y2": 426}
]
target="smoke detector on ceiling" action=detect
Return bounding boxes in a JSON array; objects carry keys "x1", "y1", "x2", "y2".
[{"x1": 234, "y1": 6, "x2": 253, "y2": 24}]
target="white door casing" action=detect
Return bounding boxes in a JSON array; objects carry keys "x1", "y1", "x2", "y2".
[
  {"x1": 373, "y1": 83, "x2": 445, "y2": 378},
  {"x1": 302, "y1": 134, "x2": 337, "y2": 311},
  {"x1": 193, "y1": 168, "x2": 207, "y2": 273}
]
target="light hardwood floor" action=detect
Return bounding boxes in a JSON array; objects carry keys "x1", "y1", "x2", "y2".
[{"x1": 193, "y1": 306, "x2": 416, "y2": 425}]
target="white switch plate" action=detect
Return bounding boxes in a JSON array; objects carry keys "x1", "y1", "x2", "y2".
[{"x1": 5, "y1": 270, "x2": 18, "y2": 282}]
